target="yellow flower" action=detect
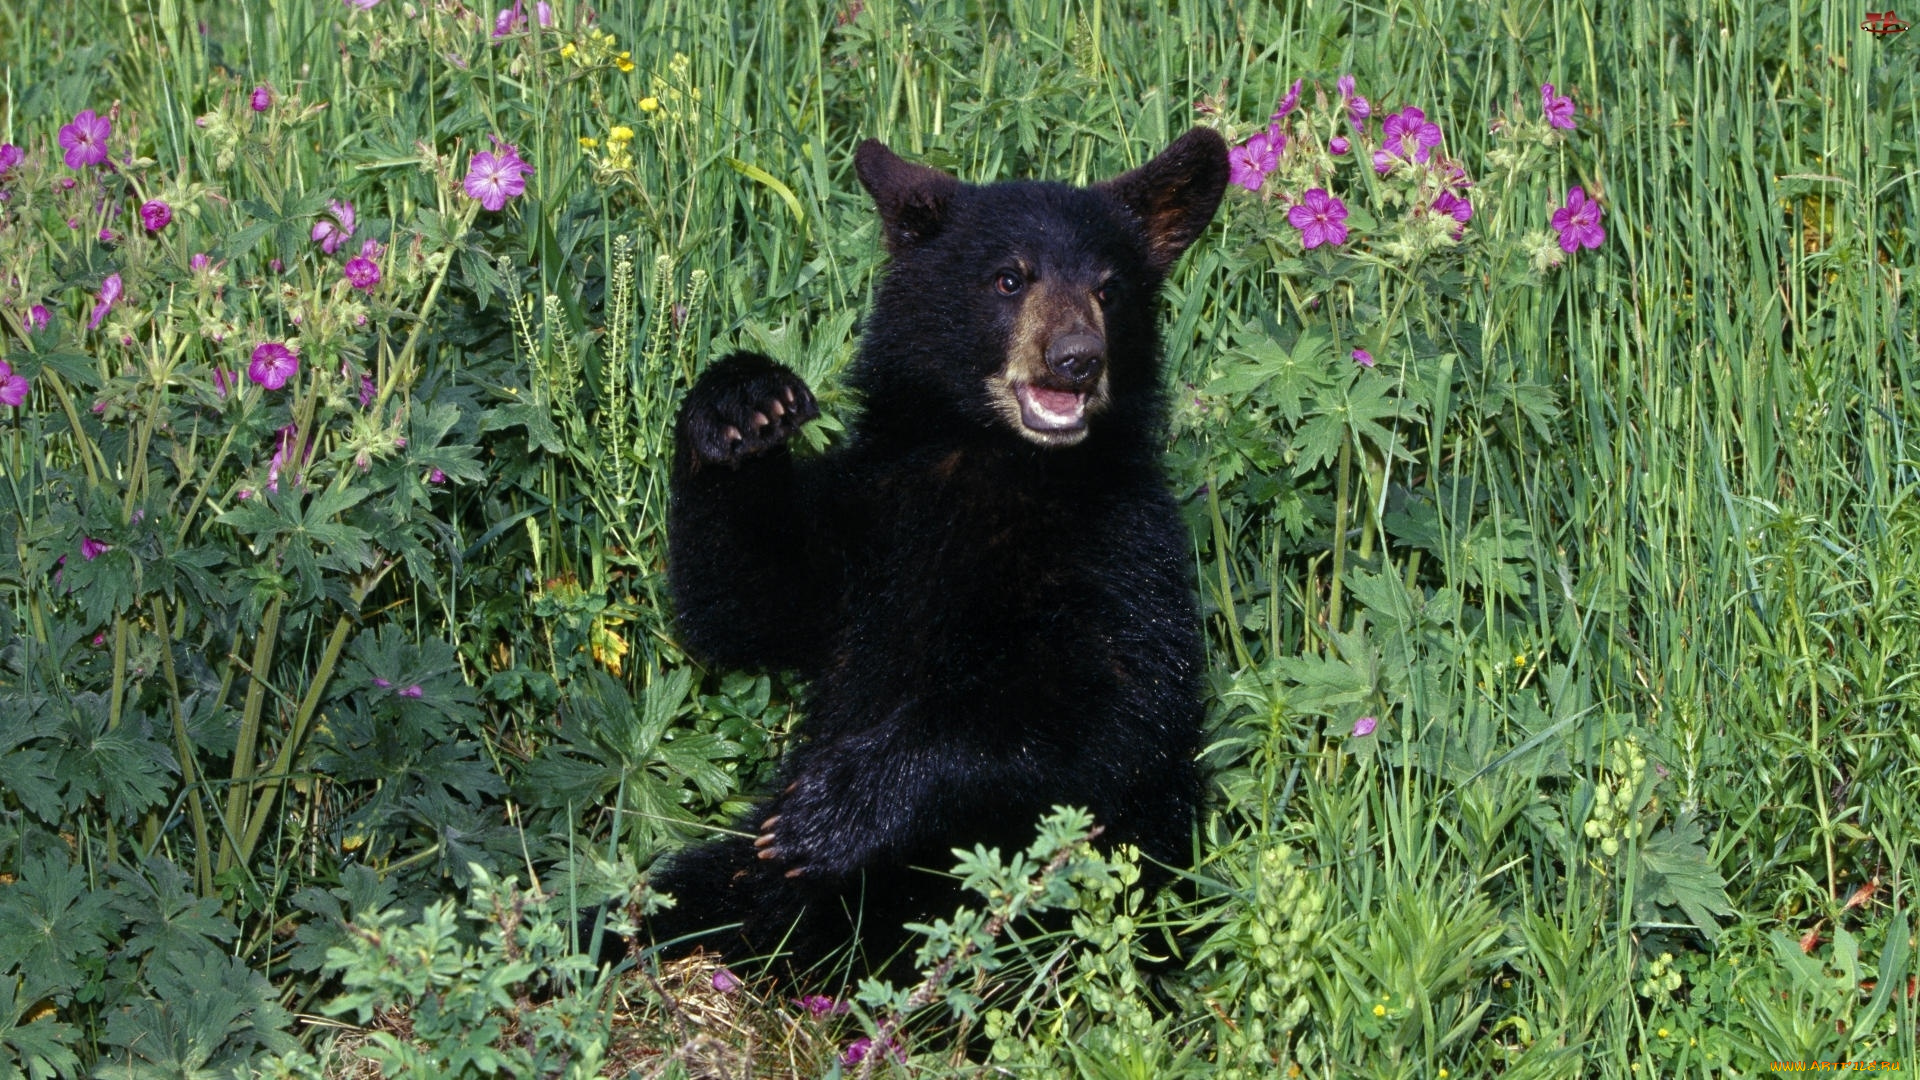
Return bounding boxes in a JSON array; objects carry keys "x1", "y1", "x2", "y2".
[
  {"x1": 609, "y1": 125, "x2": 634, "y2": 142},
  {"x1": 1439, "y1": 1071, "x2": 1450, "y2": 1079},
  {"x1": 578, "y1": 136, "x2": 599, "y2": 149},
  {"x1": 1372, "y1": 1004, "x2": 1386, "y2": 1017},
  {"x1": 559, "y1": 42, "x2": 576, "y2": 58},
  {"x1": 615, "y1": 51, "x2": 634, "y2": 72},
  {"x1": 1657, "y1": 1028, "x2": 1669, "y2": 1038},
  {"x1": 639, "y1": 97, "x2": 660, "y2": 112}
]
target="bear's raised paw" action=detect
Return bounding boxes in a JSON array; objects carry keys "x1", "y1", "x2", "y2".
[{"x1": 680, "y1": 352, "x2": 819, "y2": 469}]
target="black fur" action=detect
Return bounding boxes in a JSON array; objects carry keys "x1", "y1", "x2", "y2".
[{"x1": 645, "y1": 130, "x2": 1229, "y2": 981}]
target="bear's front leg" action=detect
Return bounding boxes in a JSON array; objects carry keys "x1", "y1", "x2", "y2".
[{"x1": 668, "y1": 352, "x2": 828, "y2": 671}]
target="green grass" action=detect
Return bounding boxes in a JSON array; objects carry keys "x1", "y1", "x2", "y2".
[{"x1": 0, "y1": 0, "x2": 1914, "y2": 1076}]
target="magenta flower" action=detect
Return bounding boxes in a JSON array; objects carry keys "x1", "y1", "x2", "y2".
[
  {"x1": 795, "y1": 994, "x2": 849, "y2": 1019},
  {"x1": 248, "y1": 341, "x2": 299, "y2": 390},
  {"x1": 311, "y1": 199, "x2": 356, "y2": 254},
  {"x1": 1352, "y1": 348, "x2": 1374, "y2": 368},
  {"x1": 400, "y1": 684, "x2": 424, "y2": 698},
  {"x1": 344, "y1": 256, "x2": 381, "y2": 291},
  {"x1": 140, "y1": 199, "x2": 172, "y2": 232},
  {"x1": 0, "y1": 143, "x2": 21, "y2": 176},
  {"x1": 1287, "y1": 188, "x2": 1349, "y2": 249},
  {"x1": 1273, "y1": 78, "x2": 1302, "y2": 120},
  {"x1": 536, "y1": 1, "x2": 552, "y2": 25},
  {"x1": 1352, "y1": 716, "x2": 1377, "y2": 738},
  {"x1": 25, "y1": 305, "x2": 50, "y2": 334},
  {"x1": 251, "y1": 85, "x2": 273, "y2": 112},
  {"x1": 212, "y1": 366, "x2": 235, "y2": 398},
  {"x1": 374, "y1": 677, "x2": 392, "y2": 688},
  {"x1": 712, "y1": 968, "x2": 741, "y2": 994},
  {"x1": 88, "y1": 273, "x2": 123, "y2": 330},
  {"x1": 0, "y1": 361, "x2": 29, "y2": 407},
  {"x1": 428, "y1": 467, "x2": 447, "y2": 484},
  {"x1": 360, "y1": 374, "x2": 378, "y2": 408},
  {"x1": 841, "y1": 1036, "x2": 906, "y2": 1067},
  {"x1": 1433, "y1": 190, "x2": 1472, "y2": 233},
  {"x1": 1336, "y1": 74, "x2": 1356, "y2": 98},
  {"x1": 493, "y1": 1, "x2": 525, "y2": 37},
  {"x1": 1227, "y1": 130, "x2": 1281, "y2": 191},
  {"x1": 80, "y1": 537, "x2": 110, "y2": 561},
  {"x1": 1382, "y1": 106, "x2": 1442, "y2": 163},
  {"x1": 343, "y1": 0, "x2": 379, "y2": 8},
  {"x1": 463, "y1": 137, "x2": 534, "y2": 211},
  {"x1": 1541, "y1": 83, "x2": 1576, "y2": 130},
  {"x1": 59, "y1": 110, "x2": 111, "y2": 170},
  {"x1": 1550, "y1": 186, "x2": 1605, "y2": 252},
  {"x1": 1329, "y1": 136, "x2": 1350, "y2": 155}
]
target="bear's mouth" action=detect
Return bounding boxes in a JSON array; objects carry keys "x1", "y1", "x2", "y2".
[{"x1": 1013, "y1": 383, "x2": 1089, "y2": 435}]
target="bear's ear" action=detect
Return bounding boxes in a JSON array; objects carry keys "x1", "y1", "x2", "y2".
[
  {"x1": 856, "y1": 140, "x2": 960, "y2": 253},
  {"x1": 1097, "y1": 128, "x2": 1230, "y2": 275}
]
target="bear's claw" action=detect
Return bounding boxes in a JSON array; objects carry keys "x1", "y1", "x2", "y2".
[{"x1": 681, "y1": 354, "x2": 819, "y2": 468}]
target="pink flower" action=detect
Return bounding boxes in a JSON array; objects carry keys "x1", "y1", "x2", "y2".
[
  {"x1": 0, "y1": 143, "x2": 22, "y2": 176},
  {"x1": 0, "y1": 361, "x2": 29, "y2": 406},
  {"x1": 1329, "y1": 136, "x2": 1350, "y2": 155},
  {"x1": 1550, "y1": 186, "x2": 1605, "y2": 252},
  {"x1": 1227, "y1": 130, "x2": 1281, "y2": 191},
  {"x1": 140, "y1": 199, "x2": 172, "y2": 232},
  {"x1": 1352, "y1": 348, "x2": 1374, "y2": 368},
  {"x1": 711, "y1": 968, "x2": 741, "y2": 993},
  {"x1": 795, "y1": 995, "x2": 848, "y2": 1019},
  {"x1": 400, "y1": 684, "x2": 424, "y2": 698},
  {"x1": 1273, "y1": 78, "x2": 1301, "y2": 120},
  {"x1": 1336, "y1": 74, "x2": 1356, "y2": 98},
  {"x1": 1383, "y1": 106, "x2": 1442, "y2": 164},
  {"x1": 536, "y1": 1, "x2": 552, "y2": 25},
  {"x1": 463, "y1": 137, "x2": 533, "y2": 211},
  {"x1": 24, "y1": 305, "x2": 50, "y2": 334},
  {"x1": 428, "y1": 467, "x2": 446, "y2": 484},
  {"x1": 81, "y1": 537, "x2": 110, "y2": 561},
  {"x1": 344, "y1": 256, "x2": 380, "y2": 291},
  {"x1": 1541, "y1": 83, "x2": 1576, "y2": 130},
  {"x1": 251, "y1": 85, "x2": 273, "y2": 112},
  {"x1": 99, "y1": 228, "x2": 118, "y2": 244},
  {"x1": 493, "y1": 1, "x2": 525, "y2": 37},
  {"x1": 212, "y1": 367, "x2": 235, "y2": 397},
  {"x1": 248, "y1": 341, "x2": 299, "y2": 390},
  {"x1": 1287, "y1": 188, "x2": 1349, "y2": 249},
  {"x1": 1433, "y1": 190, "x2": 1472, "y2": 238},
  {"x1": 841, "y1": 1036, "x2": 906, "y2": 1067},
  {"x1": 59, "y1": 110, "x2": 111, "y2": 169},
  {"x1": 374, "y1": 677, "x2": 392, "y2": 688},
  {"x1": 1352, "y1": 716, "x2": 1377, "y2": 738},
  {"x1": 311, "y1": 199, "x2": 356, "y2": 254},
  {"x1": 343, "y1": 0, "x2": 379, "y2": 8},
  {"x1": 360, "y1": 374, "x2": 378, "y2": 408},
  {"x1": 88, "y1": 273, "x2": 123, "y2": 330}
]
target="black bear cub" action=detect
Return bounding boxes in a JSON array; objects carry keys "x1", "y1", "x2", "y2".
[{"x1": 647, "y1": 129, "x2": 1228, "y2": 980}]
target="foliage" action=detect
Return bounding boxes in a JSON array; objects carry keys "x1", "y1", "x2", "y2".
[{"x1": 0, "y1": 0, "x2": 1915, "y2": 1075}]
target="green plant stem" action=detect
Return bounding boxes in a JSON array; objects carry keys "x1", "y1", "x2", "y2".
[
  {"x1": 152, "y1": 593, "x2": 215, "y2": 896},
  {"x1": 1329, "y1": 437, "x2": 1352, "y2": 638},
  {"x1": 218, "y1": 593, "x2": 283, "y2": 877}
]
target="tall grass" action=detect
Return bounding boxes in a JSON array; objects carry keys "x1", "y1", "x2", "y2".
[{"x1": 0, "y1": 0, "x2": 1913, "y2": 1075}]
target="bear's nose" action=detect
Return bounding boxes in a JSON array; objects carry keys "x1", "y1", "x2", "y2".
[{"x1": 1045, "y1": 333, "x2": 1105, "y2": 385}]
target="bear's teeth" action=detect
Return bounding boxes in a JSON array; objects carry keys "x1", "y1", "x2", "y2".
[{"x1": 1018, "y1": 384, "x2": 1087, "y2": 430}]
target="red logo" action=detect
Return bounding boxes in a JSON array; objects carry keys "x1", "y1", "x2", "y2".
[{"x1": 1863, "y1": 9, "x2": 1911, "y2": 33}]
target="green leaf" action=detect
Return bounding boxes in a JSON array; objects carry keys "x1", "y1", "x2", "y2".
[
  {"x1": 1637, "y1": 811, "x2": 1735, "y2": 941},
  {"x1": 0, "y1": 854, "x2": 118, "y2": 1002}
]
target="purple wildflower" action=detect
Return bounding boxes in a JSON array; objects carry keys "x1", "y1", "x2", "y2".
[
  {"x1": 1352, "y1": 716, "x2": 1377, "y2": 738},
  {"x1": 248, "y1": 342, "x2": 299, "y2": 390},
  {"x1": 360, "y1": 374, "x2": 378, "y2": 408},
  {"x1": 25, "y1": 305, "x2": 50, "y2": 334},
  {"x1": 428, "y1": 467, "x2": 447, "y2": 484},
  {"x1": 1227, "y1": 130, "x2": 1281, "y2": 191},
  {"x1": 140, "y1": 199, "x2": 172, "y2": 232},
  {"x1": 81, "y1": 537, "x2": 109, "y2": 561},
  {"x1": 463, "y1": 137, "x2": 534, "y2": 211},
  {"x1": 841, "y1": 1036, "x2": 906, "y2": 1067},
  {"x1": 493, "y1": 1, "x2": 525, "y2": 37},
  {"x1": 311, "y1": 199, "x2": 356, "y2": 254},
  {"x1": 88, "y1": 273, "x2": 123, "y2": 330},
  {"x1": 1541, "y1": 83, "x2": 1576, "y2": 130},
  {"x1": 1433, "y1": 190, "x2": 1472, "y2": 237},
  {"x1": 212, "y1": 367, "x2": 235, "y2": 398},
  {"x1": 400, "y1": 684, "x2": 424, "y2": 698},
  {"x1": 251, "y1": 85, "x2": 273, "y2": 112},
  {"x1": 1273, "y1": 78, "x2": 1302, "y2": 120},
  {"x1": 795, "y1": 995, "x2": 849, "y2": 1019},
  {"x1": 99, "y1": 228, "x2": 119, "y2": 244},
  {"x1": 1383, "y1": 106, "x2": 1442, "y2": 163},
  {"x1": 1550, "y1": 186, "x2": 1605, "y2": 252},
  {"x1": 1337, "y1": 74, "x2": 1356, "y2": 98},
  {"x1": 536, "y1": 0, "x2": 552, "y2": 25},
  {"x1": 343, "y1": 0, "x2": 379, "y2": 8},
  {"x1": 1347, "y1": 95, "x2": 1372, "y2": 126},
  {"x1": 1352, "y1": 348, "x2": 1374, "y2": 368},
  {"x1": 712, "y1": 968, "x2": 741, "y2": 993},
  {"x1": 1329, "y1": 136, "x2": 1350, "y2": 155},
  {"x1": 0, "y1": 361, "x2": 29, "y2": 406},
  {"x1": 374, "y1": 677, "x2": 392, "y2": 688},
  {"x1": 1287, "y1": 188, "x2": 1349, "y2": 249},
  {"x1": 0, "y1": 143, "x2": 22, "y2": 176},
  {"x1": 344, "y1": 256, "x2": 380, "y2": 291},
  {"x1": 59, "y1": 110, "x2": 112, "y2": 170}
]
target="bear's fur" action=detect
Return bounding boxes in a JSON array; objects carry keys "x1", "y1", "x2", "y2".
[{"x1": 645, "y1": 129, "x2": 1228, "y2": 980}]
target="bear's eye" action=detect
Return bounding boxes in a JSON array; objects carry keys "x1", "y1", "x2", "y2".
[
  {"x1": 994, "y1": 271, "x2": 1024, "y2": 297},
  {"x1": 1094, "y1": 283, "x2": 1114, "y2": 306}
]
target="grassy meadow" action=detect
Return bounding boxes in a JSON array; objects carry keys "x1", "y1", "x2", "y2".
[{"x1": 0, "y1": 0, "x2": 1915, "y2": 1076}]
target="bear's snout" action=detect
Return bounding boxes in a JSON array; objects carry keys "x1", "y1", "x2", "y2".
[{"x1": 1044, "y1": 332, "x2": 1106, "y2": 386}]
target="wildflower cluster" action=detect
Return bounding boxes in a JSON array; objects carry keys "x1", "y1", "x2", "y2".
[
  {"x1": 1197, "y1": 842, "x2": 1326, "y2": 1077},
  {"x1": 557, "y1": 25, "x2": 634, "y2": 73},
  {"x1": 1583, "y1": 736, "x2": 1650, "y2": 860}
]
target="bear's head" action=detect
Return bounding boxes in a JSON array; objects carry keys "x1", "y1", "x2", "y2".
[{"x1": 850, "y1": 129, "x2": 1228, "y2": 451}]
